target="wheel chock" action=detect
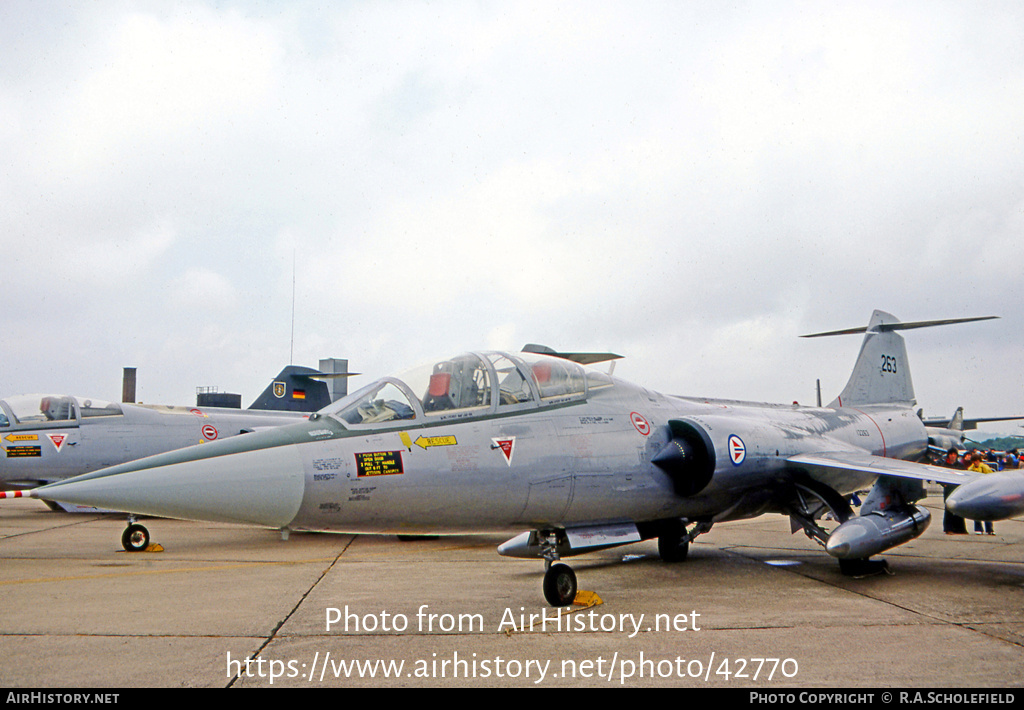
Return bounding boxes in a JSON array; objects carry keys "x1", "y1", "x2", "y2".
[
  {"x1": 117, "y1": 543, "x2": 163, "y2": 553},
  {"x1": 572, "y1": 590, "x2": 602, "y2": 607}
]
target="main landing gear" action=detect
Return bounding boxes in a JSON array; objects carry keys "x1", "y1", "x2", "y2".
[
  {"x1": 121, "y1": 516, "x2": 150, "y2": 552},
  {"x1": 787, "y1": 480, "x2": 888, "y2": 577},
  {"x1": 788, "y1": 480, "x2": 853, "y2": 546},
  {"x1": 656, "y1": 519, "x2": 713, "y2": 562}
]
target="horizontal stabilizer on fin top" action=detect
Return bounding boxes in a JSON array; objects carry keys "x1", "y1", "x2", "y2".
[
  {"x1": 802, "y1": 311, "x2": 998, "y2": 408},
  {"x1": 799, "y1": 315, "x2": 998, "y2": 339}
]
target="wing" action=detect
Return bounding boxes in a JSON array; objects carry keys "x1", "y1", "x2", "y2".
[
  {"x1": 788, "y1": 451, "x2": 975, "y2": 487},
  {"x1": 789, "y1": 451, "x2": 1024, "y2": 521}
]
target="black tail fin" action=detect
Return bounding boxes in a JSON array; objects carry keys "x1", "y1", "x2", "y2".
[{"x1": 248, "y1": 366, "x2": 335, "y2": 413}]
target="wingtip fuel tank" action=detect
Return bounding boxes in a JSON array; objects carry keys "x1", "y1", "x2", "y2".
[{"x1": 946, "y1": 471, "x2": 1024, "y2": 521}]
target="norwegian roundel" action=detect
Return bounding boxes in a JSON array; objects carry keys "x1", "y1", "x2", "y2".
[{"x1": 727, "y1": 434, "x2": 746, "y2": 465}]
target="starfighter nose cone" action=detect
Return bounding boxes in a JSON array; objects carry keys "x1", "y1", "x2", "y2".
[
  {"x1": 947, "y1": 471, "x2": 1024, "y2": 521},
  {"x1": 35, "y1": 445, "x2": 306, "y2": 528}
]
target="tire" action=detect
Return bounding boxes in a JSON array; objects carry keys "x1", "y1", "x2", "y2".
[
  {"x1": 658, "y1": 535, "x2": 689, "y2": 562},
  {"x1": 542, "y1": 563, "x2": 577, "y2": 607},
  {"x1": 121, "y1": 523, "x2": 150, "y2": 552},
  {"x1": 658, "y1": 519, "x2": 690, "y2": 562}
]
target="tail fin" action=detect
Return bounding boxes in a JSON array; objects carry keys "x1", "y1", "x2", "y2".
[
  {"x1": 248, "y1": 366, "x2": 336, "y2": 413},
  {"x1": 947, "y1": 407, "x2": 965, "y2": 431},
  {"x1": 801, "y1": 311, "x2": 997, "y2": 408}
]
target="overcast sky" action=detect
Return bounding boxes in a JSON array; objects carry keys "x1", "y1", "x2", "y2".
[{"x1": 2, "y1": 1, "x2": 1022, "y2": 436}]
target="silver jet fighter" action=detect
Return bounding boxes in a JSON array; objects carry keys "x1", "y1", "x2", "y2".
[
  {"x1": 0, "y1": 395, "x2": 305, "y2": 495},
  {"x1": 0, "y1": 363, "x2": 338, "y2": 494},
  {"x1": 9, "y1": 311, "x2": 1024, "y2": 606}
]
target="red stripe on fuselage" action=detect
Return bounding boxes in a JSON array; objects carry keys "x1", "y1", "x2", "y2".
[{"x1": 852, "y1": 408, "x2": 887, "y2": 457}]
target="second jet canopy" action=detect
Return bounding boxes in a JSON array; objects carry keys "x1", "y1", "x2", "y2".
[
  {"x1": 325, "y1": 351, "x2": 613, "y2": 428},
  {"x1": 0, "y1": 395, "x2": 124, "y2": 428}
]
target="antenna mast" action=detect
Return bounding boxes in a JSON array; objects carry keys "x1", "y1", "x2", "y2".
[{"x1": 290, "y1": 250, "x2": 296, "y2": 365}]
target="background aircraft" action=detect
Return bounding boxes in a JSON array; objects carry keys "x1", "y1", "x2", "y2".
[
  {"x1": 920, "y1": 406, "x2": 1024, "y2": 452},
  {"x1": 6, "y1": 311, "x2": 1024, "y2": 606},
  {"x1": 0, "y1": 363, "x2": 348, "y2": 494},
  {"x1": 247, "y1": 361, "x2": 353, "y2": 413}
]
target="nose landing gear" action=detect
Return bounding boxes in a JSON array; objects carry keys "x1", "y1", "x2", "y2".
[
  {"x1": 121, "y1": 517, "x2": 150, "y2": 552},
  {"x1": 537, "y1": 530, "x2": 579, "y2": 607},
  {"x1": 542, "y1": 561, "x2": 578, "y2": 607}
]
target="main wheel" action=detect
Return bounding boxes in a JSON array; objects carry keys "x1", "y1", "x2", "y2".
[
  {"x1": 121, "y1": 523, "x2": 150, "y2": 552},
  {"x1": 658, "y1": 519, "x2": 690, "y2": 562},
  {"x1": 542, "y1": 563, "x2": 577, "y2": 607}
]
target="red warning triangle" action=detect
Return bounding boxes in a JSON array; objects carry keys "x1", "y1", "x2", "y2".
[{"x1": 492, "y1": 437, "x2": 515, "y2": 466}]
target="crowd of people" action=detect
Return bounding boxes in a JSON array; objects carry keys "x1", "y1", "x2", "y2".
[{"x1": 935, "y1": 446, "x2": 1022, "y2": 471}]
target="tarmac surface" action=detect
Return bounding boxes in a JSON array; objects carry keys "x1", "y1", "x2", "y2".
[{"x1": 1, "y1": 486, "x2": 1022, "y2": 689}]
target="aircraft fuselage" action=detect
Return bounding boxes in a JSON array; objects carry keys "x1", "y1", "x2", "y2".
[{"x1": 286, "y1": 381, "x2": 926, "y2": 535}]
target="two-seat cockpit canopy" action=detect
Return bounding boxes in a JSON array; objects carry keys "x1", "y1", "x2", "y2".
[
  {"x1": 0, "y1": 395, "x2": 124, "y2": 428},
  {"x1": 323, "y1": 351, "x2": 614, "y2": 428}
]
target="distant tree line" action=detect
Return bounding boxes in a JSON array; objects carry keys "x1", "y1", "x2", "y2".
[{"x1": 968, "y1": 436, "x2": 1024, "y2": 452}]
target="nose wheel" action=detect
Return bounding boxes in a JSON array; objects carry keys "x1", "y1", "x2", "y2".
[
  {"x1": 542, "y1": 562, "x2": 577, "y2": 607},
  {"x1": 536, "y1": 530, "x2": 579, "y2": 607},
  {"x1": 121, "y1": 521, "x2": 150, "y2": 552}
]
